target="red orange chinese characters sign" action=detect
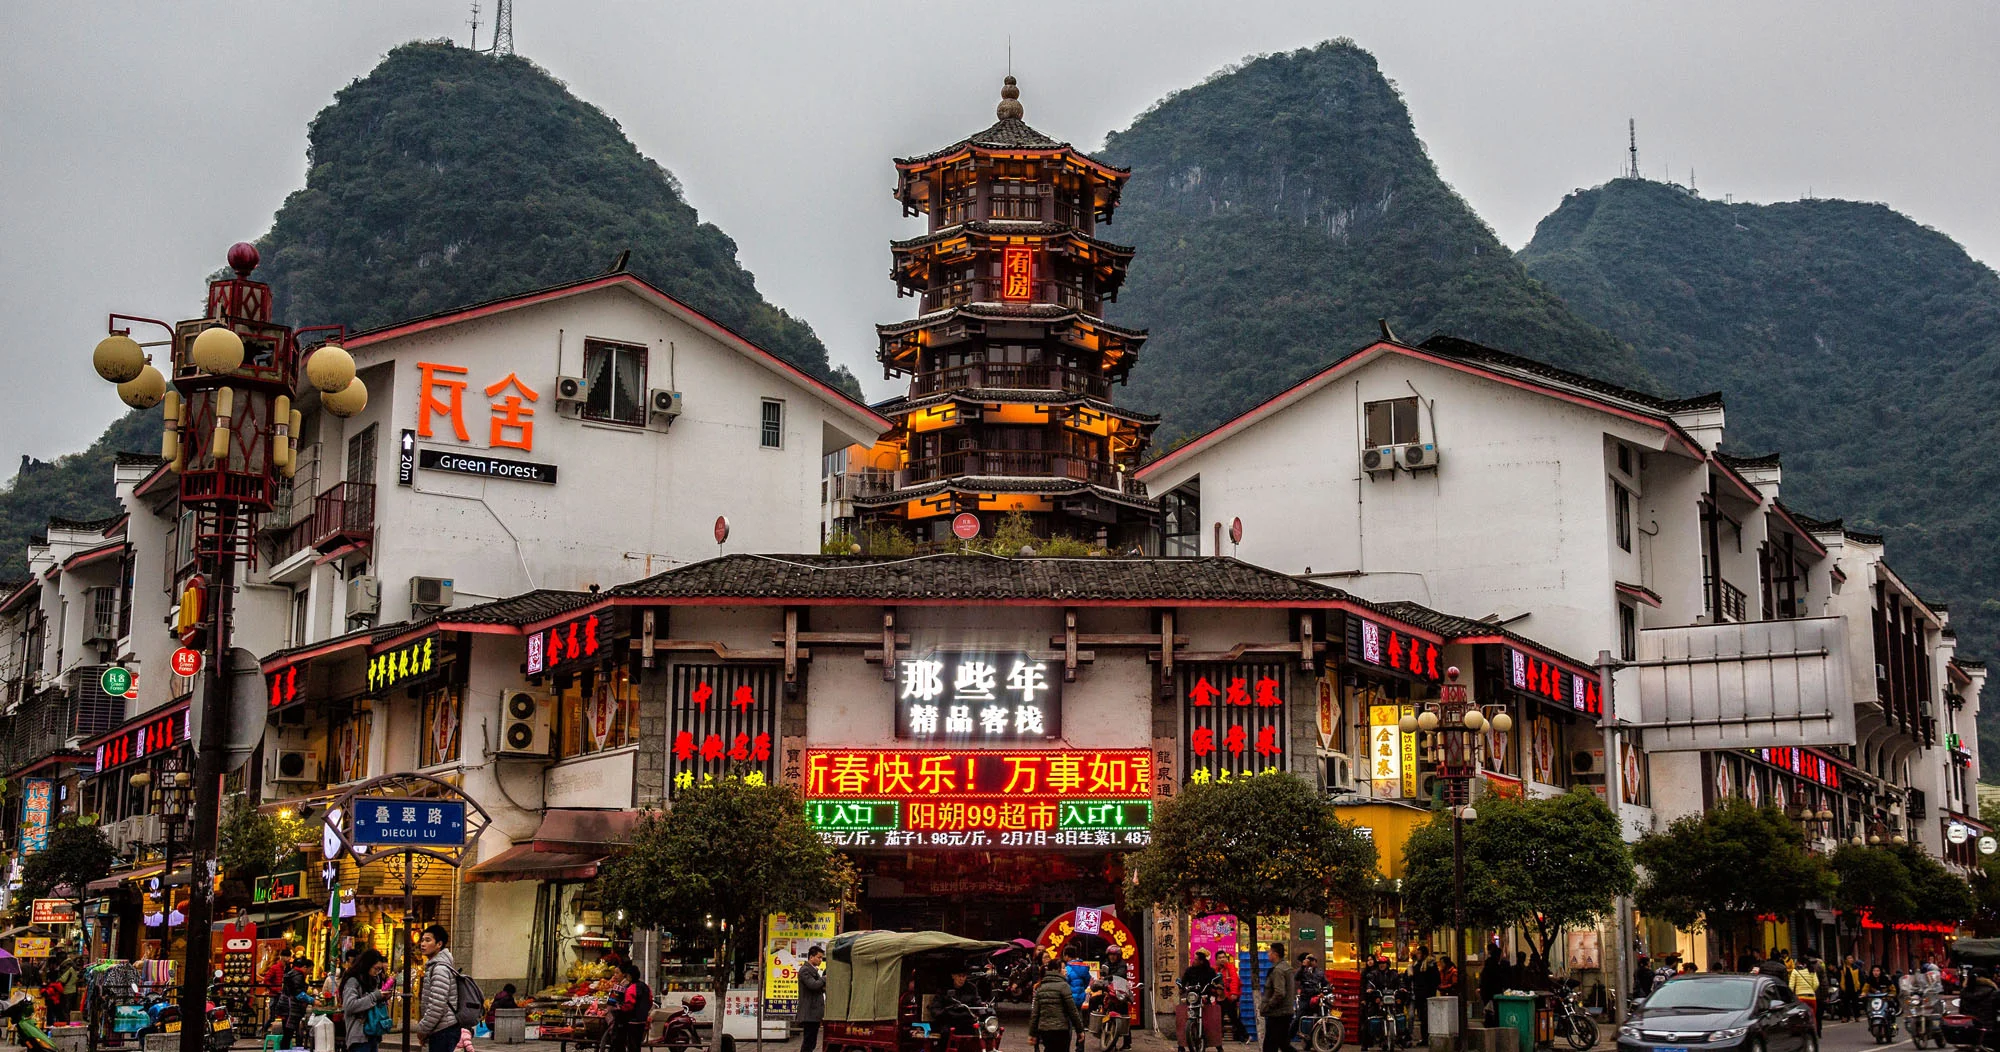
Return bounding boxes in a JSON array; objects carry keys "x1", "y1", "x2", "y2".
[
  {"x1": 802, "y1": 748, "x2": 1154, "y2": 849},
  {"x1": 417, "y1": 362, "x2": 542, "y2": 452},
  {"x1": 1001, "y1": 246, "x2": 1033, "y2": 302}
]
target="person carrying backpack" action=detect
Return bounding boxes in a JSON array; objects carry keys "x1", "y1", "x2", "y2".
[{"x1": 415, "y1": 925, "x2": 478, "y2": 1052}]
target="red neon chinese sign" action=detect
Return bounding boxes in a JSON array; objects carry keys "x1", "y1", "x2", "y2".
[
  {"x1": 1508, "y1": 648, "x2": 1601, "y2": 717},
  {"x1": 527, "y1": 612, "x2": 608, "y2": 676},
  {"x1": 1001, "y1": 246, "x2": 1033, "y2": 301},
  {"x1": 1351, "y1": 618, "x2": 1442, "y2": 683},
  {"x1": 1753, "y1": 746, "x2": 1841, "y2": 789},
  {"x1": 267, "y1": 663, "x2": 301, "y2": 709}
]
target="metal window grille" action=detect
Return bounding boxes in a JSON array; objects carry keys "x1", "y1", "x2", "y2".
[{"x1": 760, "y1": 400, "x2": 784, "y2": 449}]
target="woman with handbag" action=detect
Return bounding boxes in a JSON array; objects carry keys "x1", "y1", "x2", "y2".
[{"x1": 342, "y1": 951, "x2": 394, "y2": 1052}]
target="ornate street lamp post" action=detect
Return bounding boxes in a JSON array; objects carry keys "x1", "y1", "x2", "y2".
[
  {"x1": 92, "y1": 244, "x2": 365, "y2": 1052},
  {"x1": 1399, "y1": 668, "x2": 1512, "y2": 1052}
]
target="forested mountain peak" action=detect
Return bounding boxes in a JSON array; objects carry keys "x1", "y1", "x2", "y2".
[
  {"x1": 1521, "y1": 176, "x2": 2000, "y2": 765},
  {"x1": 256, "y1": 41, "x2": 852, "y2": 390},
  {"x1": 1103, "y1": 40, "x2": 1650, "y2": 443}
]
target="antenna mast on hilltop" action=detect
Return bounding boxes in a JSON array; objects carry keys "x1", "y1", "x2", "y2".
[
  {"x1": 1627, "y1": 119, "x2": 1641, "y2": 180},
  {"x1": 491, "y1": 0, "x2": 514, "y2": 55},
  {"x1": 466, "y1": 2, "x2": 480, "y2": 51}
]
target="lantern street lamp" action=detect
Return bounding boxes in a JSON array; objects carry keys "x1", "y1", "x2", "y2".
[
  {"x1": 1396, "y1": 668, "x2": 1513, "y2": 1052},
  {"x1": 93, "y1": 244, "x2": 363, "y2": 1052}
]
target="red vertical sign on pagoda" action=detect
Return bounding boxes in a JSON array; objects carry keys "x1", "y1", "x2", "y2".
[{"x1": 1001, "y1": 246, "x2": 1033, "y2": 301}]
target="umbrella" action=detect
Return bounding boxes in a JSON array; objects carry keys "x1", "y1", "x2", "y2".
[{"x1": 0, "y1": 949, "x2": 19, "y2": 977}]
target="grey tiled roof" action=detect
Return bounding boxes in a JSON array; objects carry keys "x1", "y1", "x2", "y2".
[
  {"x1": 895, "y1": 118, "x2": 1127, "y2": 173},
  {"x1": 1374, "y1": 600, "x2": 1597, "y2": 671},
  {"x1": 890, "y1": 222, "x2": 1135, "y2": 256},
  {"x1": 878, "y1": 303, "x2": 1147, "y2": 340},
  {"x1": 1718, "y1": 451, "x2": 1782, "y2": 470},
  {"x1": 1419, "y1": 335, "x2": 1721, "y2": 414},
  {"x1": 608, "y1": 553, "x2": 1349, "y2": 604}
]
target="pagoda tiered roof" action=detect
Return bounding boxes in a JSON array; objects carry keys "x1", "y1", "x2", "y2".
[{"x1": 876, "y1": 304, "x2": 1147, "y2": 375}]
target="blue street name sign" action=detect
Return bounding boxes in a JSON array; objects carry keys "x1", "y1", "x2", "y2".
[{"x1": 352, "y1": 797, "x2": 467, "y2": 847}]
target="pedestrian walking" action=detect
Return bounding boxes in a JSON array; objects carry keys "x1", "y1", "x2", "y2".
[
  {"x1": 281, "y1": 955, "x2": 312, "y2": 1050},
  {"x1": 1031, "y1": 952, "x2": 1087, "y2": 1052},
  {"x1": 341, "y1": 950, "x2": 392, "y2": 1052},
  {"x1": 797, "y1": 946, "x2": 826, "y2": 1052},
  {"x1": 1219, "y1": 949, "x2": 1248, "y2": 1042},
  {"x1": 1259, "y1": 942, "x2": 1297, "y2": 1052},
  {"x1": 1788, "y1": 957, "x2": 1820, "y2": 1036},
  {"x1": 414, "y1": 925, "x2": 463, "y2": 1052}
]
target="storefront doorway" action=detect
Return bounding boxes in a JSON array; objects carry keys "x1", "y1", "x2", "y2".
[{"x1": 847, "y1": 852, "x2": 1125, "y2": 945}]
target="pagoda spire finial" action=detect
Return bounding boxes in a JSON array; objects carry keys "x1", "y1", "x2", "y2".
[{"x1": 996, "y1": 75, "x2": 1023, "y2": 121}]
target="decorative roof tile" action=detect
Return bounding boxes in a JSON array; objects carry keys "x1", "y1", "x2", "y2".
[{"x1": 1418, "y1": 335, "x2": 1720, "y2": 414}]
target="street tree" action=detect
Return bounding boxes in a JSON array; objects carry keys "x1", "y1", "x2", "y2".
[
  {"x1": 1128, "y1": 770, "x2": 1378, "y2": 990},
  {"x1": 1402, "y1": 789, "x2": 1633, "y2": 963},
  {"x1": 1894, "y1": 843, "x2": 1975, "y2": 926},
  {"x1": 1830, "y1": 844, "x2": 1916, "y2": 940},
  {"x1": 594, "y1": 777, "x2": 852, "y2": 1021},
  {"x1": 219, "y1": 799, "x2": 309, "y2": 878},
  {"x1": 1633, "y1": 799, "x2": 1833, "y2": 959},
  {"x1": 19, "y1": 815, "x2": 116, "y2": 922}
]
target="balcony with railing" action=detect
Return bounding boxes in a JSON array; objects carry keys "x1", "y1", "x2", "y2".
[
  {"x1": 909, "y1": 363, "x2": 1110, "y2": 399},
  {"x1": 270, "y1": 481, "x2": 376, "y2": 565},
  {"x1": 827, "y1": 470, "x2": 898, "y2": 503}
]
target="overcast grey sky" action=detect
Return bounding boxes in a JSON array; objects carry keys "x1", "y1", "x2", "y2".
[{"x1": 4, "y1": 1, "x2": 1995, "y2": 472}]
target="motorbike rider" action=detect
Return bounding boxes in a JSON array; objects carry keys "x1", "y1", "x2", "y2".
[
  {"x1": 929, "y1": 970, "x2": 981, "y2": 1041},
  {"x1": 1864, "y1": 966, "x2": 1896, "y2": 995},
  {"x1": 1903, "y1": 963, "x2": 1944, "y2": 1039},
  {"x1": 1182, "y1": 952, "x2": 1218, "y2": 997},
  {"x1": 1961, "y1": 966, "x2": 2000, "y2": 1047}
]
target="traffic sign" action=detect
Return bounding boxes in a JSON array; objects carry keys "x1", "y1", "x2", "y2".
[
  {"x1": 1982, "y1": 836, "x2": 1998, "y2": 857},
  {"x1": 99, "y1": 666, "x2": 132, "y2": 697},
  {"x1": 951, "y1": 512, "x2": 980, "y2": 540},
  {"x1": 171, "y1": 647, "x2": 203, "y2": 677},
  {"x1": 714, "y1": 516, "x2": 730, "y2": 545},
  {"x1": 352, "y1": 797, "x2": 467, "y2": 847}
]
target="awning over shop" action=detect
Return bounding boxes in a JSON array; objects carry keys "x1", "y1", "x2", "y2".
[
  {"x1": 531, "y1": 808, "x2": 641, "y2": 853},
  {"x1": 462, "y1": 843, "x2": 605, "y2": 884},
  {"x1": 86, "y1": 862, "x2": 166, "y2": 892}
]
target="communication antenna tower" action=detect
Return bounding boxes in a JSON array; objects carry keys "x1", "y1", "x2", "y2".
[
  {"x1": 466, "y1": 2, "x2": 480, "y2": 51},
  {"x1": 491, "y1": 0, "x2": 514, "y2": 55},
  {"x1": 1627, "y1": 119, "x2": 1640, "y2": 180}
]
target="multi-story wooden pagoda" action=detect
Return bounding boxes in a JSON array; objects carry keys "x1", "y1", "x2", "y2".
[{"x1": 851, "y1": 77, "x2": 1159, "y2": 547}]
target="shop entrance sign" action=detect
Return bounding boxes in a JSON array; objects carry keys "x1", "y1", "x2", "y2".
[
  {"x1": 1073, "y1": 907, "x2": 1103, "y2": 936},
  {"x1": 803, "y1": 748, "x2": 1153, "y2": 848},
  {"x1": 31, "y1": 899, "x2": 77, "y2": 924},
  {"x1": 100, "y1": 666, "x2": 133, "y2": 697},
  {"x1": 896, "y1": 651, "x2": 1060, "y2": 741}
]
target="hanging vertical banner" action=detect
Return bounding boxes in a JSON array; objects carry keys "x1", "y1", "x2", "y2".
[
  {"x1": 1400, "y1": 705, "x2": 1419, "y2": 799},
  {"x1": 1368, "y1": 705, "x2": 1401, "y2": 798},
  {"x1": 19, "y1": 778, "x2": 54, "y2": 854},
  {"x1": 669, "y1": 664, "x2": 780, "y2": 794},
  {"x1": 1179, "y1": 663, "x2": 1288, "y2": 782}
]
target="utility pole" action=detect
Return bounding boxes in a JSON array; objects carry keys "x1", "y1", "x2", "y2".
[
  {"x1": 467, "y1": 2, "x2": 480, "y2": 52},
  {"x1": 1599, "y1": 651, "x2": 1634, "y2": 1024},
  {"x1": 1627, "y1": 120, "x2": 1640, "y2": 181}
]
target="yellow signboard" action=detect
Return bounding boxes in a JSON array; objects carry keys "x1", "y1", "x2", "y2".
[
  {"x1": 14, "y1": 936, "x2": 51, "y2": 958},
  {"x1": 1368, "y1": 705, "x2": 1401, "y2": 798},
  {"x1": 763, "y1": 911, "x2": 837, "y2": 1019}
]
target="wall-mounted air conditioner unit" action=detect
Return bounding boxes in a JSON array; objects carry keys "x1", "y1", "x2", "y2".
[
  {"x1": 555, "y1": 376, "x2": 589, "y2": 403},
  {"x1": 270, "y1": 749, "x2": 319, "y2": 783},
  {"x1": 1361, "y1": 447, "x2": 1398, "y2": 475},
  {"x1": 346, "y1": 575, "x2": 380, "y2": 620},
  {"x1": 1571, "y1": 749, "x2": 1604, "y2": 776},
  {"x1": 648, "y1": 389, "x2": 683, "y2": 421},
  {"x1": 410, "y1": 576, "x2": 455, "y2": 609},
  {"x1": 1399, "y1": 442, "x2": 1440, "y2": 471},
  {"x1": 1322, "y1": 753, "x2": 1355, "y2": 793},
  {"x1": 498, "y1": 690, "x2": 552, "y2": 757}
]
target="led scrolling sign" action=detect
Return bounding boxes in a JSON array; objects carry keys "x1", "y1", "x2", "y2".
[{"x1": 802, "y1": 748, "x2": 1152, "y2": 849}]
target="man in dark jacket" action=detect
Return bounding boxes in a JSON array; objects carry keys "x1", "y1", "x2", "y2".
[
  {"x1": 1410, "y1": 947, "x2": 1440, "y2": 1041},
  {"x1": 798, "y1": 946, "x2": 826, "y2": 1052},
  {"x1": 1259, "y1": 943, "x2": 1297, "y2": 1052}
]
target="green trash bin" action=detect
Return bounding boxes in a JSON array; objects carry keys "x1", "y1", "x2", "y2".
[{"x1": 1494, "y1": 994, "x2": 1537, "y2": 1052}]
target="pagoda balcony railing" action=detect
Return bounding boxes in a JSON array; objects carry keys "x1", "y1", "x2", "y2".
[
  {"x1": 905, "y1": 451, "x2": 1145, "y2": 496},
  {"x1": 828, "y1": 470, "x2": 898, "y2": 502},
  {"x1": 270, "y1": 481, "x2": 376, "y2": 564},
  {"x1": 910, "y1": 363, "x2": 1109, "y2": 399}
]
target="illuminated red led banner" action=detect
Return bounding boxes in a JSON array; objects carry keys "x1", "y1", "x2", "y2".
[
  {"x1": 802, "y1": 749, "x2": 1152, "y2": 799},
  {"x1": 1753, "y1": 746, "x2": 1841, "y2": 789},
  {"x1": 1509, "y1": 648, "x2": 1601, "y2": 717},
  {"x1": 1348, "y1": 617, "x2": 1441, "y2": 684}
]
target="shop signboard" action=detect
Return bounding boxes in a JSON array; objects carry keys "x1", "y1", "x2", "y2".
[
  {"x1": 670, "y1": 664, "x2": 779, "y2": 794},
  {"x1": 13, "y1": 936, "x2": 51, "y2": 958},
  {"x1": 802, "y1": 748, "x2": 1153, "y2": 848},
  {"x1": 1368, "y1": 704, "x2": 1402, "y2": 798},
  {"x1": 1348, "y1": 617, "x2": 1442, "y2": 684},
  {"x1": 1509, "y1": 648, "x2": 1601, "y2": 717},
  {"x1": 253, "y1": 870, "x2": 305, "y2": 904},
  {"x1": 369, "y1": 634, "x2": 445, "y2": 694},
  {"x1": 19, "y1": 777, "x2": 53, "y2": 854},
  {"x1": 31, "y1": 899, "x2": 77, "y2": 924},
  {"x1": 895, "y1": 651, "x2": 1060, "y2": 741},
  {"x1": 351, "y1": 798, "x2": 467, "y2": 846},
  {"x1": 1179, "y1": 662, "x2": 1288, "y2": 781},
  {"x1": 762, "y1": 911, "x2": 837, "y2": 1018},
  {"x1": 525, "y1": 610, "x2": 621, "y2": 677},
  {"x1": 1751, "y1": 746, "x2": 1841, "y2": 789},
  {"x1": 267, "y1": 663, "x2": 302, "y2": 709},
  {"x1": 94, "y1": 706, "x2": 189, "y2": 772}
]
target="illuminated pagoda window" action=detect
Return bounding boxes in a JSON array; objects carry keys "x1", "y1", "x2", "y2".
[{"x1": 858, "y1": 77, "x2": 1161, "y2": 549}]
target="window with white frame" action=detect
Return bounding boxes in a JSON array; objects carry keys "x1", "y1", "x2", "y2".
[{"x1": 760, "y1": 399, "x2": 784, "y2": 449}]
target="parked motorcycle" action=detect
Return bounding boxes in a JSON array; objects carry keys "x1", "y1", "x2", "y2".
[
  {"x1": 1549, "y1": 980, "x2": 1599, "y2": 1052},
  {"x1": 1296, "y1": 991, "x2": 1345, "y2": 1052}
]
